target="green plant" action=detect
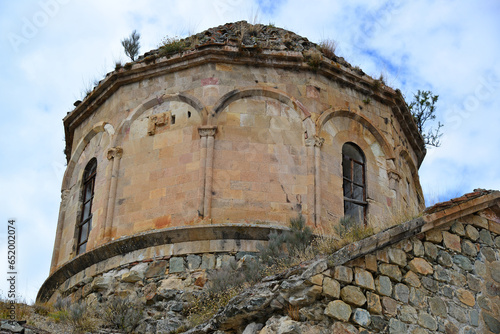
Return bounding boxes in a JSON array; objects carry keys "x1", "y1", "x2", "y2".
[
  {"x1": 121, "y1": 30, "x2": 141, "y2": 61},
  {"x1": 33, "y1": 302, "x2": 52, "y2": 316},
  {"x1": 303, "y1": 50, "x2": 322, "y2": 71},
  {"x1": 99, "y1": 296, "x2": 143, "y2": 332},
  {"x1": 362, "y1": 98, "x2": 371, "y2": 104},
  {"x1": 159, "y1": 37, "x2": 187, "y2": 57},
  {"x1": 408, "y1": 90, "x2": 442, "y2": 147}
]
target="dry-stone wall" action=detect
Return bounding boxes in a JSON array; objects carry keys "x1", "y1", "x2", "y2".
[{"x1": 184, "y1": 213, "x2": 499, "y2": 334}]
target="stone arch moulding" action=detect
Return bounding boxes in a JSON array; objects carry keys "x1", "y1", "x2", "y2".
[
  {"x1": 210, "y1": 86, "x2": 316, "y2": 139},
  {"x1": 396, "y1": 146, "x2": 425, "y2": 207},
  {"x1": 62, "y1": 121, "x2": 108, "y2": 191},
  {"x1": 112, "y1": 92, "x2": 207, "y2": 147},
  {"x1": 316, "y1": 107, "x2": 395, "y2": 160}
]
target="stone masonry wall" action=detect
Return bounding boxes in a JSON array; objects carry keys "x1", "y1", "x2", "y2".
[{"x1": 181, "y1": 209, "x2": 500, "y2": 334}]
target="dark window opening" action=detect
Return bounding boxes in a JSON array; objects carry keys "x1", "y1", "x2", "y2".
[
  {"x1": 342, "y1": 142, "x2": 367, "y2": 223},
  {"x1": 171, "y1": 115, "x2": 176, "y2": 124},
  {"x1": 77, "y1": 159, "x2": 96, "y2": 255},
  {"x1": 187, "y1": 111, "x2": 191, "y2": 118}
]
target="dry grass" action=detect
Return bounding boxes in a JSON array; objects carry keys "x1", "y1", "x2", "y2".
[
  {"x1": 318, "y1": 39, "x2": 337, "y2": 59},
  {"x1": 286, "y1": 304, "x2": 300, "y2": 321}
]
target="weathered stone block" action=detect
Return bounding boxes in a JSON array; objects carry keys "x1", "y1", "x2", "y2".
[
  {"x1": 379, "y1": 263, "x2": 402, "y2": 282},
  {"x1": 408, "y1": 258, "x2": 433, "y2": 275},
  {"x1": 322, "y1": 277, "x2": 340, "y2": 299},
  {"x1": 366, "y1": 291, "x2": 382, "y2": 314},
  {"x1": 352, "y1": 308, "x2": 371, "y2": 327},
  {"x1": 169, "y1": 257, "x2": 185, "y2": 273},
  {"x1": 456, "y1": 288, "x2": 475, "y2": 306},
  {"x1": 354, "y1": 268, "x2": 374, "y2": 290},
  {"x1": 334, "y1": 265, "x2": 353, "y2": 283},
  {"x1": 187, "y1": 254, "x2": 201, "y2": 270},
  {"x1": 434, "y1": 265, "x2": 450, "y2": 282},
  {"x1": 388, "y1": 318, "x2": 407, "y2": 334},
  {"x1": 365, "y1": 254, "x2": 378, "y2": 272},
  {"x1": 418, "y1": 312, "x2": 437, "y2": 331},
  {"x1": 340, "y1": 286, "x2": 366, "y2": 306},
  {"x1": 381, "y1": 296, "x2": 397, "y2": 316},
  {"x1": 437, "y1": 250, "x2": 453, "y2": 267},
  {"x1": 388, "y1": 248, "x2": 407, "y2": 267},
  {"x1": 491, "y1": 261, "x2": 500, "y2": 283},
  {"x1": 479, "y1": 229, "x2": 494, "y2": 246},
  {"x1": 424, "y1": 241, "x2": 438, "y2": 260},
  {"x1": 403, "y1": 271, "x2": 421, "y2": 287},
  {"x1": 461, "y1": 239, "x2": 477, "y2": 257},
  {"x1": 452, "y1": 255, "x2": 473, "y2": 271},
  {"x1": 449, "y1": 303, "x2": 467, "y2": 323},
  {"x1": 307, "y1": 274, "x2": 323, "y2": 286},
  {"x1": 426, "y1": 230, "x2": 443, "y2": 243},
  {"x1": 145, "y1": 260, "x2": 167, "y2": 278},
  {"x1": 331, "y1": 322, "x2": 358, "y2": 334},
  {"x1": 399, "y1": 305, "x2": 417, "y2": 324},
  {"x1": 324, "y1": 300, "x2": 351, "y2": 322},
  {"x1": 413, "y1": 239, "x2": 424, "y2": 257},
  {"x1": 428, "y1": 296, "x2": 447, "y2": 317},
  {"x1": 201, "y1": 254, "x2": 215, "y2": 269},
  {"x1": 465, "y1": 224, "x2": 479, "y2": 241},
  {"x1": 443, "y1": 231, "x2": 462, "y2": 252},
  {"x1": 375, "y1": 275, "x2": 393, "y2": 296},
  {"x1": 480, "y1": 247, "x2": 496, "y2": 262},
  {"x1": 409, "y1": 287, "x2": 427, "y2": 309},
  {"x1": 393, "y1": 283, "x2": 409, "y2": 303}
]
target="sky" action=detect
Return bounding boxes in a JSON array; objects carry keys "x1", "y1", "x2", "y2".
[{"x1": 0, "y1": 0, "x2": 499, "y2": 303}]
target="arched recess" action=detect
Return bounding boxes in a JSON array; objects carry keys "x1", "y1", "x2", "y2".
[
  {"x1": 62, "y1": 121, "x2": 107, "y2": 190},
  {"x1": 211, "y1": 86, "x2": 316, "y2": 139},
  {"x1": 317, "y1": 108, "x2": 395, "y2": 160},
  {"x1": 112, "y1": 92, "x2": 207, "y2": 148},
  {"x1": 397, "y1": 147, "x2": 425, "y2": 209}
]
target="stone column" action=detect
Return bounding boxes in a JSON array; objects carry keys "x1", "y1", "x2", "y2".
[
  {"x1": 314, "y1": 136, "x2": 325, "y2": 227},
  {"x1": 198, "y1": 126, "x2": 217, "y2": 219},
  {"x1": 50, "y1": 189, "x2": 69, "y2": 274},
  {"x1": 103, "y1": 147, "x2": 123, "y2": 242},
  {"x1": 197, "y1": 131, "x2": 208, "y2": 217}
]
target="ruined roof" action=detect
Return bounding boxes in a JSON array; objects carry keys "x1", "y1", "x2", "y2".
[
  {"x1": 63, "y1": 21, "x2": 426, "y2": 164},
  {"x1": 424, "y1": 189, "x2": 496, "y2": 214}
]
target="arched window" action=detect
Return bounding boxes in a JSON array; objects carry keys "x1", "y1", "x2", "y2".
[
  {"x1": 77, "y1": 159, "x2": 97, "y2": 255},
  {"x1": 342, "y1": 143, "x2": 367, "y2": 223}
]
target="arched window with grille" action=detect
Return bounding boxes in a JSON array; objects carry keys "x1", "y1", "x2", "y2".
[
  {"x1": 342, "y1": 143, "x2": 367, "y2": 223},
  {"x1": 77, "y1": 159, "x2": 97, "y2": 255}
]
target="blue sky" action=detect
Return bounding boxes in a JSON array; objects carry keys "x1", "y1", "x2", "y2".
[{"x1": 0, "y1": 0, "x2": 499, "y2": 303}]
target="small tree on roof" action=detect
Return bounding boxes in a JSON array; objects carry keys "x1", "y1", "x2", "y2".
[
  {"x1": 121, "y1": 30, "x2": 141, "y2": 61},
  {"x1": 408, "y1": 90, "x2": 443, "y2": 147}
]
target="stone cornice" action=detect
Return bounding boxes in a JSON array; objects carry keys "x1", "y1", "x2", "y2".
[{"x1": 63, "y1": 45, "x2": 425, "y2": 166}]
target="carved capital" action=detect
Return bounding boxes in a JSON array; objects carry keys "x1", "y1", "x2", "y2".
[
  {"x1": 198, "y1": 126, "x2": 217, "y2": 137},
  {"x1": 107, "y1": 147, "x2": 123, "y2": 160},
  {"x1": 314, "y1": 136, "x2": 325, "y2": 147},
  {"x1": 148, "y1": 111, "x2": 171, "y2": 135}
]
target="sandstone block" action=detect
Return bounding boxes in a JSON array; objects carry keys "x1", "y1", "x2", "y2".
[
  {"x1": 332, "y1": 322, "x2": 358, "y2": 334},
  {"x1": 388, "y1": 248, "x2": 407, "y2": 267},
  {"x1": 324, "y1": 300, "x2": 351, "y2": 322},
  {"x1": 145, "y1": 260, "x2": 167, "y2": 278},
  {"x1": 365, "y1": 254, "x2": 378, "y2": 272},
  {"x1": 377, "y1": 249, "x2": 389, "y2": 263},
  {"x1": 443, "y1": 231, "x2": 462, "y2": 252},
  {"x1": 366, "y1": 291, "x2": 382, "y2": 314},
  {"x1": 451, "y1": 221, "x2": 465, "y2": 236},
  {"x1": 307, "y1": 274, "x2": 324, "y2": 286},
  {"x1": 456, "y1": 288, "x2": 475, "y2": 306},
  {"x1": 381, "y1": 296, "x2": 397, "y2": 316},
  {"x1": 121, "y1": 271, "x2": 143, "y2": 283},
  {"x1": 354, "y1": 268, "x2": 375, "y2": 290},
  {"x1": 379, "y1": 263, "x2": 402, "y2": 282},
  {"x1": 322, "y1": 277, "x2": 340, "y2": 299},
  {"x1": 340, "y1": 286, "x2": 366, "y2": 306},
  {"x1": 334, "y1": 265, "x2": 353, "y2": 283},
  {"x1": 424, "y1": 241, "x2": 438, "y2": 260},
  {"x1": 425, "y1": 230, "x2": 442, "y2": 243},
  {"x1": 408, "y1": 258, "x2": 433, "y2": 275},
  {"x1": 403, "y1": 271, "x2": 421, "y2": 288},
  {"x1": 413, "y1": 239, "x2": 424, "y2": 257},
  {"x1": 465, "y1": 224, "x2": 479, "y2": 241}
]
